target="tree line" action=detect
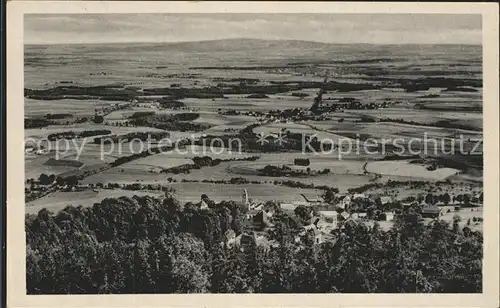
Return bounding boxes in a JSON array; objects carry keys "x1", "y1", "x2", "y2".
[
  {"x1": 26, "y1": 193, "x2": 482, "y2": 294},
  {"x1": 259, "y1": 164, "x2": 331, "y2": 177},
  {"x1": 47, "y1": 129, "x2": 112, "y2": 141}
]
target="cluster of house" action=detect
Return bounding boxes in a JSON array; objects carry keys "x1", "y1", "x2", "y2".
[
  {"x1": 213, "y1": 189, "x2": 484, "y2": 250},
  {"x1": 213, "y1": 191, "x2": 374, "y2": 248},
  {"x1": 217, "y1": 109, "x2": 264, "y2": 117},
  {"x1": 261, "y1": 110, "x2": 330, "y2": 123}
]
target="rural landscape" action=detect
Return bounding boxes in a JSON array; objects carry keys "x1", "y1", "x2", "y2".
[{"x1": 24, "y1": 14, "x2": 483, "y2": 294}]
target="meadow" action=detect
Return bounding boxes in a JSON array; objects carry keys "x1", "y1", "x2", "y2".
[
  {"x1": 365, "y1": 160, "x2": 460, "y2": 180},
  {"x1": 25, "y1": 189, "x2": 165, "y2": 214},
  {"x1": 24, "y1": 40, "x2": 483, "y2": 213}
]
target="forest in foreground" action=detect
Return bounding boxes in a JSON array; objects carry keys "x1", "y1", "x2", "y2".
[{"x1": 26, "y1": 193, "x2": 482, "y2": 294}]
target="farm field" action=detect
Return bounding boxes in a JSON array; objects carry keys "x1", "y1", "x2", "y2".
[
  {"x1": 358, "y1": 180, "x2": 481, "y2": 201},
  {"x1": 347, "y1": 107, "x2": 482, "y2": 131},
  {"x1": 79, "y1": 146, "x2": 256, "y2": 185},
  {"x1": 25, "y1": 189, "x2": 165, "y2": 214},
  {"x1": 25, "y1": 123, "x2": 164, "y2": 140},
  {"x1": 417, "y1": 101, "x2": 482, "y2": 111},
  {"x1": 25, "y1": 141, "x2": 154, "y2": 179},
  {"x1": 226, "y1": 156, "x2": 366, "y2": 175},
  {"x1": 182, "y1": 95, "x2": 314, "y2": 112},
  {"x1": 25, "y1": 158, "x2": 77, "y2": 179},
  {"x1": 24, "y1": 98, "x2": 125, "y2": 118},
  {"x1": 362, "y1": 208, "x2": 483, "y2": 233},
  {"x1": 253, "y1": 122, "x2": 357, "y2": 145},
  {"x1": 167, "y1": 182, "x2": 323, "y2": 204},
  {"x1": 120, "y1": 156, "x2": 193, "y2": 172},
  {"x1": 175, "y1": 160, "x2": 374, "y2": 192},
  {"x1": 309, "y1": 120, "x2": 482, "y2": 155},
  {"x1": 439, "y1": 207, "x2": 483, "y2": 232},
  {"x1": 365, "y1": 160, "x2": 460, "y2": 180},
  {"x1": 81, "y1": 158, "x2": 375, "y2": 193},
  {"x1": 80, "y1": 168, "x2": 166, "y2": 184},
  {"x1": 24, "y1": 40, "x2": 483, "y2": 218},
  {"x1": 25, "y1": 183, "x2": 323, "y2": 214}
]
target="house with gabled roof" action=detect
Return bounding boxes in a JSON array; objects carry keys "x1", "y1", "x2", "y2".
[
  {"x1": 200, "y1": 199, "x2": 209, "y2": 209},
  {"x1": 339, "y1": 210, "x2": 350, "y2": 221},
  {"x1": 336, "y1": 195, "x2": 351, "y2": 209}
]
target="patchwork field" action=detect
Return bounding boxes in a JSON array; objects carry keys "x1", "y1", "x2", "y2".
[
  {"x1": 24, "y1": 40, "x2": 483, "y2": 217},
  {"x1": 79, "y1": 146, "x2": 255, "y2": 184}
]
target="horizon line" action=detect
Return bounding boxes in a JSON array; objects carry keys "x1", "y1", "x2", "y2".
[{"x1": 23, "y1": 37, "x2": 483, "y2": 46}]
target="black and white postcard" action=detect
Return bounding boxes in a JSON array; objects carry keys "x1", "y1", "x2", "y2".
[{"x1": 6, "y1": 2, "x2": 499, "y2": 308}]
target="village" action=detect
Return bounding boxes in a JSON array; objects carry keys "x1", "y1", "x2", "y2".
[{"x1": 194, "y1": 186, "x2": 484, "y2": 250}]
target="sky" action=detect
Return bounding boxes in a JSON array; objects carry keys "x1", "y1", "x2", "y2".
[{"x1": 24, "y1": 14, "x2": 482, "y2": 45}]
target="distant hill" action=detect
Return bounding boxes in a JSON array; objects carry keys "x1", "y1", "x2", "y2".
[
  {"x1": 159, "y1": 38, "x2": 334, "y2": 51},
  {"x1": 25, "y1": 38, "x2": 482, "y2": 56},
  {"x1": 57, "y1": 38, "x2": 337, "y2": 54},
  {"x1": 24, "y1": 38, "x2": 482, "y2": 69}
]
